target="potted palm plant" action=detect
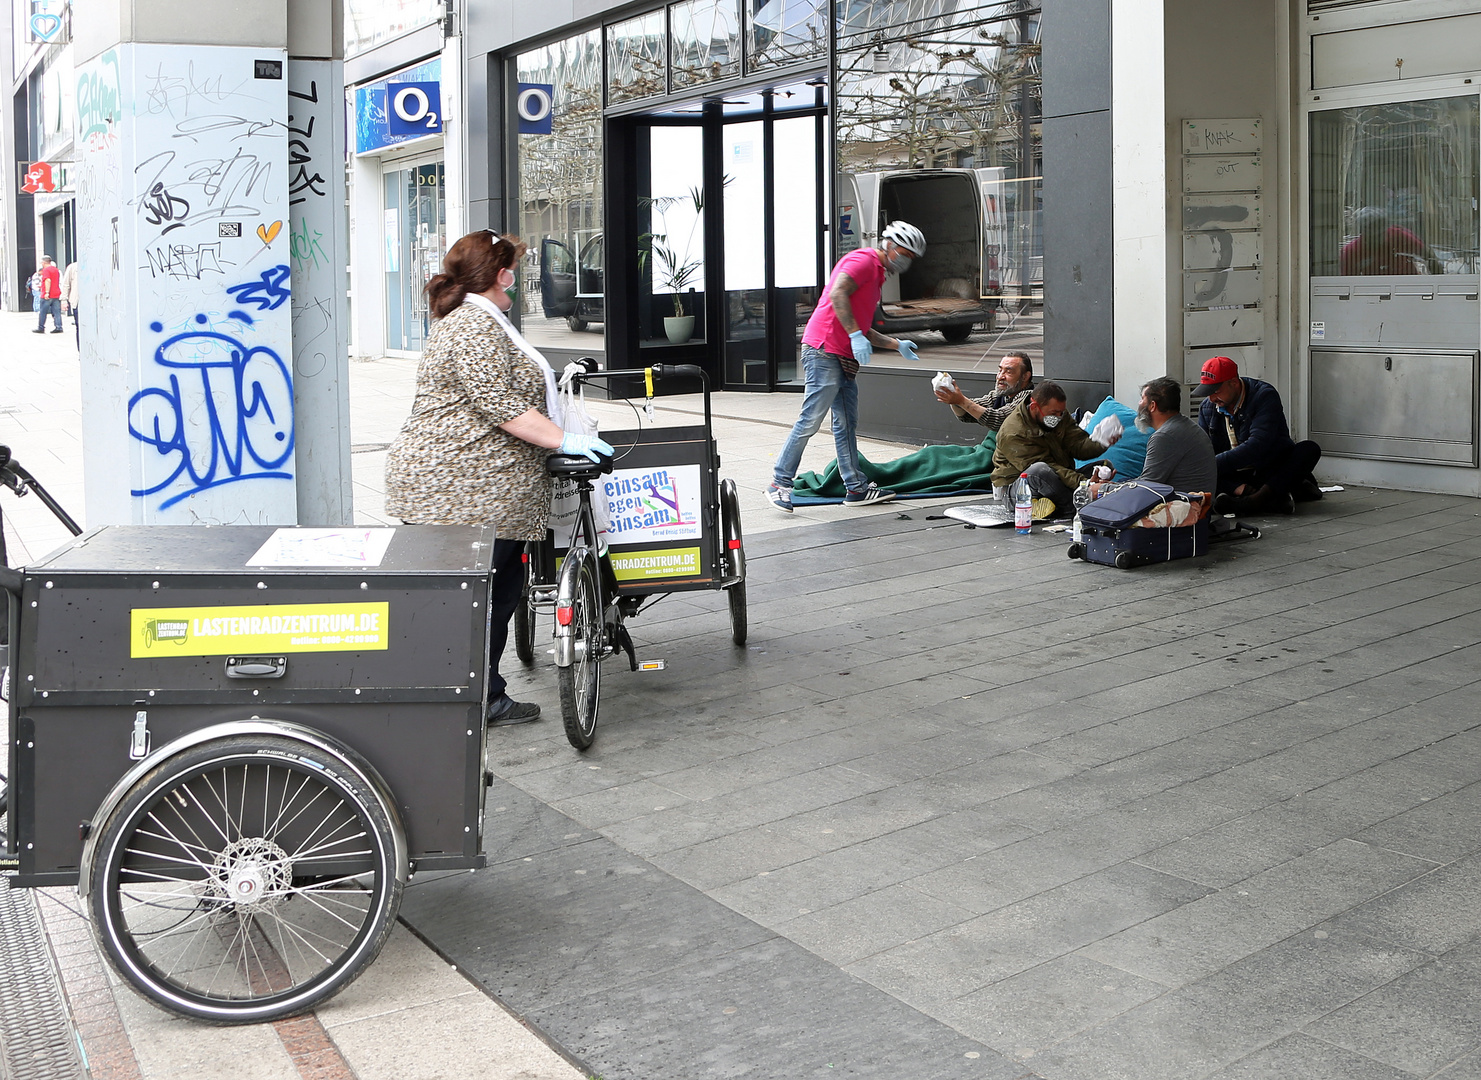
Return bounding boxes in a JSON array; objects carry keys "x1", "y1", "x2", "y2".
[{"x1": 640, "y1": 186, "x2": 705, "y2": 344}]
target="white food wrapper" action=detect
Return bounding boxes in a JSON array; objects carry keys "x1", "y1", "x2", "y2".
[
  {"x1": 931, "y1": 371, "x2": 956, "y2": 393},
  {"x1": 1090, "y1": 415, "x2": 1123, "y2": 445},
  {"x1": 1092, "y1": 464, "x2": 1113, "y2": 481}
]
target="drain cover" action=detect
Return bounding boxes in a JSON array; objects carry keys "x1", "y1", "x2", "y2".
[{"x1": 0, "y1": 878, "x2": 85, "y2": 1080}]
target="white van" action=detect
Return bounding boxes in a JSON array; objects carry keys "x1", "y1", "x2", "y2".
[{"x1": 836, "y1": 168, "x2": 998, "y2": 343}]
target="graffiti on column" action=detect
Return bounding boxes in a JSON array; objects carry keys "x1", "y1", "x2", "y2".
[
  {"x1": 78, "y1": 44, "x2": 297, "y2": 520},
  {"x1": 128, "y1": 312, "x2": 295, "y2": 509}
]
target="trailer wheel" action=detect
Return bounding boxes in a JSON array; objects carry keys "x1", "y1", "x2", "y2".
[
  {"x1": 89, "y1": 735, "x2": 401, "y2": 1023},
  {"x1": 720, "y1": 479, "x2": 747, "y2": 647},
  {"x1": 1066, "y1": 543, "x2": 1085, "y2": 561},
  {"x1": 941, "y1": 323, "x2": 973, "y2": 344}
]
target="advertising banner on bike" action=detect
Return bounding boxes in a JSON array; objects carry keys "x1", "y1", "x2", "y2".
[{"x1": 601, "y1": 464, "x2": 703, "y2": 544}]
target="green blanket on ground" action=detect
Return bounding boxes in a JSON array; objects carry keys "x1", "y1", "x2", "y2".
[{"x1": 792, "y1": 432, "x2": 998, "y2": 501}]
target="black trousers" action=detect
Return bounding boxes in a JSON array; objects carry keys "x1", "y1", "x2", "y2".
[
  {"x1": 486, "y1": 538, "x2": 526, "y2": 700},
  {"x1": 1218, "y1": 440, "x2": 1322, "y2": 497}
]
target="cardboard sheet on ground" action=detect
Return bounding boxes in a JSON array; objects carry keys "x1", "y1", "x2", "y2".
[
  {"x1": 791, "y1": 433, "x2": 998, "y2": 504},
  {"x1": 942, "y1": 504, "x2": 1016, "y2": 528}
]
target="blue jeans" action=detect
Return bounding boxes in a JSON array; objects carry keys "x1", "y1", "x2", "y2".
[
  {"x1": 772, "y1": 346, "x2": 867, "y2": 492},
  {"x1": 36, "y1": 297, "x2": 61, "y2": 331}
]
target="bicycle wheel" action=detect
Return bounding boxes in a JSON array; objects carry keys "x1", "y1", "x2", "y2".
[
  {"x1": 720, "y1": 479, "x2": 747, "y2": 647},
  {"x1": 513, "y1": 554, "x2": 536, "y2": 665},
  {"x1": 88, "y1": 734, "x2": 402, "y2": 1023},
  {"x1": 557, "y1": 551, "x2": 603, "y2": 750},
  {"x1": 726, "y1": 580, "x2": 748, "y2": 648}
]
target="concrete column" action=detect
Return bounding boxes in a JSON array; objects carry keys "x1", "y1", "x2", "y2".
[
  {"x1": 1110, "y1": 0, "x2": 1169, "y2": 403},
  {"x1": 287, "y1": 0, "x2": 353, "y2": 525},
  {"x1": 74, "y1": 0, "x2": 298, "y2": 524}
]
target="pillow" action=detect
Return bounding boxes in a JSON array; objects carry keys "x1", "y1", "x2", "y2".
[{"x1": 1075, "y1": 396, "x2": 1149, "y2": 480}]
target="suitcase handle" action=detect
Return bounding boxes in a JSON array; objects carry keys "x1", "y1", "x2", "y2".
[{"x1": 225, "y1": 655, "x2": 288, "y2": 679}]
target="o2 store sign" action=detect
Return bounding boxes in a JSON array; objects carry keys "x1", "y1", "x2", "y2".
[
  {"x1": 517, "y1": 83, "x2": 554, "y2": 135},
  {"x1": 387, "y1": 82, "x2": 442, "y2": 136}
]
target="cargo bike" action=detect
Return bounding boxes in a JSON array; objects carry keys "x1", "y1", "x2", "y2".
[
  {"x1": 513, "y1": 362, "x2": 748, "y2": 750},
  {"x1": 2, "y1": 514, "x2": 504, "y2": 1024}
]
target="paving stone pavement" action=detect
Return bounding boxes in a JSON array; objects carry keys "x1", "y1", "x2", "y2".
[
  {"x1": 5, "y1": 311, "x2": 1481, "y2": 1078},
  {"x1": 404, "y1": 484, "x2": 1481, "y2": 1080}
]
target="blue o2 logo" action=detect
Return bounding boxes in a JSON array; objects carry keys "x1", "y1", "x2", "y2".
[
  {"x1": 387, "y1": 82, "x2": 442, "y2": 135},
  {"x1": 517, "y1": 83, "x2": 554, "y2": 135}
]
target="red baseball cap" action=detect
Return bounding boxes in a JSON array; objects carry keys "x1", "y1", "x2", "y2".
[{"x1": 1191, "y1": 355, "x2": 1239, "y2": 397}]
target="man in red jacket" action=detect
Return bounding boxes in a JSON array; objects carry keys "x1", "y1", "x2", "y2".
[{"x1": 33, "y1": 255, "x2": 63, "y2": 334}]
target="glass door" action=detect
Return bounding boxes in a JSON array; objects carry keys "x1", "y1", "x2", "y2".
[{"x1": 383, "y1": 156, "x2": 447, "y2": 354}]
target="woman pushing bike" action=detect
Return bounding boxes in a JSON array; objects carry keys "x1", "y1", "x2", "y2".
[{"x1": 384, "y1": 230, "x2": 612, "y2": 727}]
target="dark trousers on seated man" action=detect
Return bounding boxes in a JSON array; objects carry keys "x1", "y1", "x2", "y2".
[{"x1": 1218, "y1": 439, "x2": 1323, "y2": 506}]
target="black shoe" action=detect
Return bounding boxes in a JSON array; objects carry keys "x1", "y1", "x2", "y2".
[
  {"x1": 1214, "y1": 492, "x2": 1237, "y2": 515},
  {"x1": 1274, "y1": 491, "x2": 1296, "y2": 514},
  {"x1": 486, "y1": 694, "x2": 541, "y2": 726},
  {"x1": 49, "y1": 328, "x2": 62, "y2": 333},
  {"x1": 1294, "y1": 477, "x2": 1323, "y2": 503},
  {"x1": 31, "y1": 329, "x2": 44, "y2": 334}
]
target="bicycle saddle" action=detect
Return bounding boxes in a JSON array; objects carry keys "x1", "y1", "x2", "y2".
[{"x1": 546, "y1": 452, "x2": 614, "y2": 479}]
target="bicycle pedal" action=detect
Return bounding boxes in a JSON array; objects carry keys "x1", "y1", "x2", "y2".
[{"x1": 636, "y1": 659, "x2": 666, "y2": 672}]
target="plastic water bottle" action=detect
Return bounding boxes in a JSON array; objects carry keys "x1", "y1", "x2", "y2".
[
  {"x1": 1072, "y1": 481, "x2": 1091, "y2": 543},
  {"x1": 1011, "y1": 472, "x2": 1033, "y2": 534}
]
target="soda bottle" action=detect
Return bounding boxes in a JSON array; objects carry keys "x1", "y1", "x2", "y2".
[
  {"x1": 1071, "y1": 480, "x2": 1091, "y2": 543},
  {"x1": 1011, "y1": 472, "x2": 1033, "y2": 534}
]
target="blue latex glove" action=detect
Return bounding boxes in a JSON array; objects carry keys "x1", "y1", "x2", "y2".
[
  {"x1": 559, "y1": 432, "x2": 614, "y2": 463},
  {"x1": 896, "y1": 339, "x2": 919, "y2": 362},
  {"x1": 848, "y1": 330, "x2": 873, "y2": 366}
]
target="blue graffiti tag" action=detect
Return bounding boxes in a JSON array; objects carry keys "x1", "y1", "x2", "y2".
[
  {"x1": 225, "y1": 264, "x2": 292, "y2": 311},
  {"x1": 128, "y1": 313, "x2": 295, "y2": 509}
]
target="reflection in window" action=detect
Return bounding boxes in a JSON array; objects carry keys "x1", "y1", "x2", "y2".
[
  {"x1": 834, "y1": 1, "x2": 1043, "y2": 365},
  {"x1": 517, "y1": 30, "x2": 606, "y2": 350},
  {"x1": 747, "y1": 0, "x2": 827, "y2": 70},
  {"x1": 1311, "y1": 97, "x2": 1478, "y2": 277},
  {"x1": 642, "y1": 126, "x2": 706, "y2": 344},
  {"x1": 672, "y1": 0, "x2": 742, "y2": 90},
  {"x1": 608, "y1": 11, "x2": 667, "y2": 103},
  {"x1": 345, "y1": 0, "x2": 444, "y2": 57}
]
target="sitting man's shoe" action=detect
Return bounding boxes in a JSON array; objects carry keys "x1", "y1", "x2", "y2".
[
  {"x1": 1030, "y1": 496, "x2": 1057, "y2": 521},
  {"x1": 486, "y1": 693, "x2": 541, "y2": 726},
  {"x1": 843, "y1": 482, "x2": 896, "y2": 505},
  {"x1": 1214, "y1": 492, "x2": 1238, "y2": 515},
  {"x1": 764, "y1": 483, "x2": 793, "y2": 513},
  {"x1": 1294, "y1": 476, "x2": 1324, "y2": 502}
]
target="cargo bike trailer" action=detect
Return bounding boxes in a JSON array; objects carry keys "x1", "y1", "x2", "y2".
[
  {"x1": 514, "y1": 362, "x2": 748, "y2": 750},
  {"x1": 2, "y1": 517, "x2": 504, "y2": 1024}
]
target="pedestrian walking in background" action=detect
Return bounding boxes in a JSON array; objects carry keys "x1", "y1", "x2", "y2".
[
  {"x1": 27, "y1": 268, "x2": 40, "y2": 315},
  {"x1": 384, "y1": 229, "x2": 612, "y2": 727},
  {"x1": 765, "y1": 220, "x2": 927, "y2": 512},
  {"x1": 61, "y1": 260, "x2": 79, "y2": 347},
  {"x1": 33, "y1": 255, "x2": 62, "y2": 334}
]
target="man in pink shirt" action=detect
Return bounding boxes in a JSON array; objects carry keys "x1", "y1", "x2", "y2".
[{"x1": 766, "y1": 221, "x2": 926, "y2": 511}]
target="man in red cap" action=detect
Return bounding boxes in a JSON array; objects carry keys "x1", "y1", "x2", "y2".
[{"x1": 1192, "y1": 356, "x2": 1322, "y2": 514}]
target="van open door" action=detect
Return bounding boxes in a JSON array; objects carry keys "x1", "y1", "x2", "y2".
[{"x1": 540, "y1": 238, "x2": 577, "y2": 319}]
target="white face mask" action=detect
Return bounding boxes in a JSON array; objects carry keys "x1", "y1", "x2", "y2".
[
  {"x1": 1040, "y1": 413, "x2": 1062, "y2": 429},
  {"x1": 887, "y1": 250, "x2": 913, "y2": 274}
]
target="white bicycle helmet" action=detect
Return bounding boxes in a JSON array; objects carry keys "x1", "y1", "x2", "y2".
[{"x1": 880, "y1": 220, "x2": 926, "y2": 258}]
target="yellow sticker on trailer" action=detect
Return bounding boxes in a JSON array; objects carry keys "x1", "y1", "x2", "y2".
[
  {"x1": 130, "y1": 602, "x2": 390, "y2": 657},
  {"x1": 609, "y1": 547, "x2": 701, "y2": 582}
]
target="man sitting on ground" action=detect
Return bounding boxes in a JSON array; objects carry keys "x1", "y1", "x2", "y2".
[
  {"x1": 934, "y1": 352, "x2": 1034, "y2": 431},
  {"x1": 992, "y1": 381, "x2": 1119, "y2": 515},
  {"x1": 1192, "y1": 356, "x2": 1322, "y2": 515},
  {"x1": 1130, "y1": 377, "x2": 1216, "y2": 492}
]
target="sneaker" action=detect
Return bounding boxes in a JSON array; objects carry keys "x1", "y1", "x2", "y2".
[
  {"x1": 31, "y1": 329, "x2": 43, "y2": 334},
  {"x1": 843, "y1": 483, "x2": 896, "y2": 505},
  {"x1": 765, "y1": 483, "x2": 793, "y2": 513},
  {"x1": 486, "y1": 694, "x2": 541, "y2": 726},
  {"x1": 49, "y1": 329, "x2": 63, "y2": 333}
]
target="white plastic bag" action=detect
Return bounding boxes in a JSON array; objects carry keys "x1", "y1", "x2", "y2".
[
  {"x1": 548, "y1": 377, "x2": 612, "y2": 551},
  {"x1": 1090, "y1": 415, "x2": 1123, "y2": 446}
]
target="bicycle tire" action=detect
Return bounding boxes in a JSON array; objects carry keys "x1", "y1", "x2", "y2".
[
  {"x1": 89, "y1": 734, "x2": 402, "y2": 1023},
  {"x1": 513, "y1": 557, "x2": 535, "y2": 665},
  {"x1": 726, "y1": 580, "x2": 747, "y2": 648},
  {"x1": 557, "y1": 552, "x2": 603, "y2": 750}
]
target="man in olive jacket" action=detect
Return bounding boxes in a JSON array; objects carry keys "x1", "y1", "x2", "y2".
[{"x1": 991, "y1": 381, "x2": 1118, "y2": 514}]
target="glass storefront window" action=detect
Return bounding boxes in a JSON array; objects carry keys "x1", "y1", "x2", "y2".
[
  {"x1": 747, "y1": 0, "x2": 827, "y2": 70},
  {"x1": 671, "y1": 0, "x2": 742, "y2": 90},
  {"x1": 834, "y1": 0, "x2": 1043, "y2": 368},
  {"x1": 607, "y1": 11, "x2": 667, "y2": 104},
  {"x1": 1310, "y1": 96, "x2": 1479, "y2": 276},
  {"x1": 641, "y1": 125, "x2": 706, "y2": 345},
  {"x1": 517, "y1": 30, "x2": 606, "y2": 353},
  {"x1": 345, "y1": 0, "x2": 443, "y2": 57}
]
